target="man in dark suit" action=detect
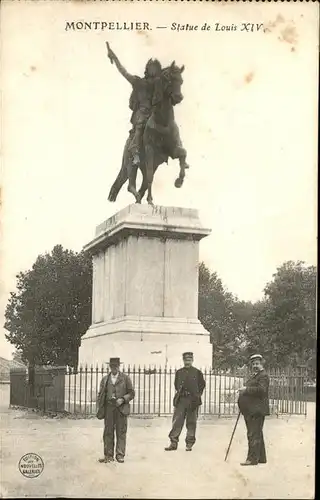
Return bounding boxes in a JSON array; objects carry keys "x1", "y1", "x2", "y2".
[
  {"x1": 238, "y1": 354, "x2": 270, "y2": 466},
  {"x1": 165, "y1": 352, "x2": 206, "y2": 452},
  {"x1": 96, "y1": 358, "x2": 135, "y2": 463}
]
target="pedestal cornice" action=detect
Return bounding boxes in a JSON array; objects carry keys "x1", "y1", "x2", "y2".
[{"x1": 83, "y1": 204, "x2": 211, "y2": 254}]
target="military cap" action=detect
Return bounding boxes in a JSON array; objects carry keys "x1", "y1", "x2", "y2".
[
  {"x1": 250, "y1": 354, "x2": 262, "y2": 361},
  {"x1": 109, "y1": 357, "x2": 120, "y2": 366},
  {"x1": 182, "y1": 352, "x2": 194, "y2": 359}
]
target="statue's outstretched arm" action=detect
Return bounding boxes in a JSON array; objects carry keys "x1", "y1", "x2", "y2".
[
  {"x1": 113, "y1": 56, "x2": 136, "y2": 85},
  {"x1": 106, "y1": 42, "x2": 136, "y2": 86}
]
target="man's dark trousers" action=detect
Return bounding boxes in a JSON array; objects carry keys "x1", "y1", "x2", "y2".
[
  {"x1": 169, "y1": 396, "x2": 198, "y2": 447},
  {"x1": 104, "y1": 405, "x2": 128, "y2": 459},
  {"x1": 244, "y1": 414, "x2": 266, "y2": 464}
]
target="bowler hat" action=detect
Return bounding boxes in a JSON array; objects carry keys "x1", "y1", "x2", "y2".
[{"x1": 109, "y1": 357, "x2": 120, "y2": 366}]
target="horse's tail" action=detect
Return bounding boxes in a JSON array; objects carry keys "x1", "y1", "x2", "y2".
[
  {"x1": 108, "y1": 162, "x2": 128, "y2": 202},
  {"x1": 108, "y1": 141, "x2": 130, "y2": 202}
]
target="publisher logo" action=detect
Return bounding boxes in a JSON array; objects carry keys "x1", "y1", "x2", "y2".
[{"x1": 18, "y1": 453, "x2": 44, "y2": 478}]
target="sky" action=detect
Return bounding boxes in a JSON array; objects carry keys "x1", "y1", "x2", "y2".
[{"x1": 0, "y1": 0, "x2": 318, "y2": 359}]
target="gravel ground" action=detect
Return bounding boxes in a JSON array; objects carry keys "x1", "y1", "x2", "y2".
[{"x1": 0, "y1": 385, "x2": 315, "y2": 499}]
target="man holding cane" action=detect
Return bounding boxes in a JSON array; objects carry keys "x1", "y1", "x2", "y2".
[{"x1": 237, "y1": 354, "x2": 270, "y2": 466}]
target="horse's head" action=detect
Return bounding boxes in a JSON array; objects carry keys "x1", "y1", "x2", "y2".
[{"x1": 162, "y1": 61, "x2": 185, "y2": 105}]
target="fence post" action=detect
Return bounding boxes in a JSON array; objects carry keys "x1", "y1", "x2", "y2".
[
  {"x1": 208, "y1": 368, "x2": 212, "y2": 414},
  {"x1": 79, "y1": 365, "x2": 83, "y2": 413},
  {"x1": 43, "y1": 385, "x2": 46, "y2": 413},
  {"x1": 84, "y1": 365, "x2": 88, "y2": 417},
  {"x1": 169, "y1": 367, "x2": 172, "y2": 415},
  {"x1": 10, "y1": 368, "x2": 27, "y2": 407},
  {"x1": 158, "y1": 367, "x2": 162, "y2": 417},
  {"x1": 148, "y1": 366, "x2": 151, "y2": 415},
  {"x1": 298, "y1": 365, "x2": 308, "y2": 417},
  {"x1": 132, "y1": 365, "x2": 136, "y2": 414},
  {"x1": 218, "y1": 371, "x2": 222, "y2": 417},
  {"x1": 89, "y1": 365, "x2": 93, "y2": 415},
  {"x1": 137, "y1": 366, "x2": 141, "y2": 413},
  {"x1": 143, "y1": 366, "x2": 146, "y2": 415}
]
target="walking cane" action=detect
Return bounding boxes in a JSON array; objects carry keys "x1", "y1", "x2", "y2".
[{"x1": 224, "y1": 411, "x2": 241, "y2": 461}]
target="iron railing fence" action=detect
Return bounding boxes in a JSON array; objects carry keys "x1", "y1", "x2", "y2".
[{"x1": 64, "y1": 365, "x2": 308, "y2": 417}]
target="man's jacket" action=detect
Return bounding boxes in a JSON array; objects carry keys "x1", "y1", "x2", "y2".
[
  {"x1": 238, "y1": 369, "x2": 270, "y2": 416},
  {"x1": 173, "y1": 366, "x2": 206, "y2": 409},
  {"x1": 96, "y1": 372, "x2": 135, "y2": 420}
]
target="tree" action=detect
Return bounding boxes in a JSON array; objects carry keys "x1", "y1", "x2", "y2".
[
  {"x1": 230, "y1": 300, "x2": 255, "y2": 365},
  {"x1": 4, "y1": 245, "x2": 92, "y2": 369},
  {"x1": 198, "y1": 263, "x2": 252, "y2": 368},
  {"x1": 12, "y1": 349, "x2": 25, "y2": 364},
  {"x1": 246, "y1": 261, "x2": 316, "y2": 371}
]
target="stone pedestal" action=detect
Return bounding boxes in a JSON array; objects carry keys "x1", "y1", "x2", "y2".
[{"x1": 79, "y1": 204, "x2": 212, "y2": 368}]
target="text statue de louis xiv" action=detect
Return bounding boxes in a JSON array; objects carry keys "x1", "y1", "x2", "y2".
[{"x1": 106, "y1": 42, "x2": 189, "y2": 206}]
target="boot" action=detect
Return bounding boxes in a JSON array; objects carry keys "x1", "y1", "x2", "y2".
[
  {"x1": 240, "y1": 460, "x2": 257, "y2": 466},
  {"x1": 98, "y1": 456, "x2": 114, "y2": 463},
  {"x1": 164, "y1": 443, "x2": 177, "y2": 451}
]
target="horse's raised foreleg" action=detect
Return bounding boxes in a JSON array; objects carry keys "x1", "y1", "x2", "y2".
[
  {"x1": 173, "y1": 145, "x2": 189, "y2": 188},
  {"x1": 170, "y1": 122, "x2": 189, "y2": 189}
]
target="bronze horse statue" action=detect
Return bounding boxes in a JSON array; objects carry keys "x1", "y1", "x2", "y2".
[{"x1": 108, "y1": 62, "x2": 189, "y2": 205}]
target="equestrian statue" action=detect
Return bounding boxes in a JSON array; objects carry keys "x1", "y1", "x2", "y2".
[{"x1": 106, "y1": 42, "x2": 189, "y2": 206}]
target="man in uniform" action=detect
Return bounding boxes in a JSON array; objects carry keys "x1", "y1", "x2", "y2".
[
  {"x1": 106, "y1": 42, "x2": 162, "y2": 167},
  {"x1": 96, "y1": 357, "x2": 135, "y2": 463},
  {"x1": 237, "y1": 354, "x2": 270, "y2": 466},
  {"x1": 165, "y1": 352, "x2": 206, "y2": 452}
]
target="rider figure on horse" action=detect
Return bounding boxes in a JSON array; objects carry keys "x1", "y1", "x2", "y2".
[{"x1": 106, "y1": 42, "x2": 162, "y2": 167}]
